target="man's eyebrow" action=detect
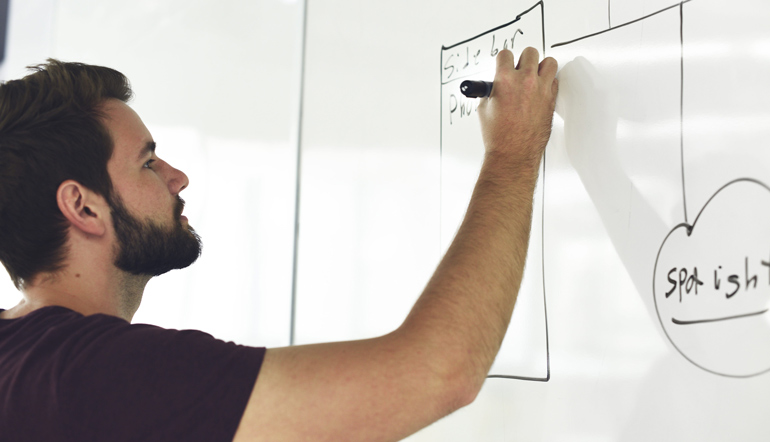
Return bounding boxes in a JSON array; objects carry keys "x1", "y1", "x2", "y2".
[{"x1": 137, "y1": 141, "x2": 156, "y2": 161}]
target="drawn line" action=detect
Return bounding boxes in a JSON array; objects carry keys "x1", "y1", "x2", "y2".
[
  {"x1": 484, "y1": 2, "x2": 550, "y2": 383},
  {"x1": 551, "y1": 0, "x2": 692, "y2": 48},
  {"x1": 689, "y1": 178, "x2": 770, "y2": 229},
  {"x1": 653, "y1": 178, "x2": 770, "y2": 377},
  {"x1": 441, "y1": 1, "x2": 550, "y2": 382},
  {"x1": 488, "y1": 155, "x2": 550, "y2": 383},
  {"x1": 488, "y1": 374, "x2": 549, "y2": 382},
  {"x1": 439, "y1": 33, "x2": 444, "y2": 262},
  {"x1": 680, "y1": 2, "x2": 688, "y2": 224},
  {"x1": 441, "y1": 72, "x2": 494, "y2": 86},
  {"x1": 540, "y1": 144, "x2": 551, "y2": 382},
  {"x1": 672, "y1": 309, "x2": 769, "y2": 325},
  {"x1": 288, "y1": 0, "x2": 310, "y2": 346},
  {"x1": 549, "y1": 0, "x2": 692, "y2": 224},
  {"x1": 541, "y1": 0, "x2": 550, "y2": 384},
  {"x1": 540, "y1": 0, "x2": 546, "y2": 63},
  {"x1": 442, "y1": 1, "x2": 543, "y2": 50}
]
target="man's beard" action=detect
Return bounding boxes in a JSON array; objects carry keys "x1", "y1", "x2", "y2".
[{"x1": 110, "y1": 194, "x2": 202, "y2": 276}]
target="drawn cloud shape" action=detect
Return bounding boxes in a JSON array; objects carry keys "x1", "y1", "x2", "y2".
[{"x1": 653, "y1": 179, "x2": 770, "y2": 377}]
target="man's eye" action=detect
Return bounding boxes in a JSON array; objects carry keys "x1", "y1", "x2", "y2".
[{"x1": 143, "y1": 159, "x2": 156, "y2": 169}]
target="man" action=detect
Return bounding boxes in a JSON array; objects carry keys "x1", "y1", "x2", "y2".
[{"x1": 0, "y1": 47, "x2": 557, "y2": 441}]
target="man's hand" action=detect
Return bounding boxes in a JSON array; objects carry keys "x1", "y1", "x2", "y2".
[{"x1": 478, "y1": 48, "x2": 558, "y2": 170}]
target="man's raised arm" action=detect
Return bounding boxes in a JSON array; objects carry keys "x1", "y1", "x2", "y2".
[{"x1": 233, "y1": 47, "x2": 558, "y2": 442}]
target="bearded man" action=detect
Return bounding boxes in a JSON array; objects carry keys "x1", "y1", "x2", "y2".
[{"x1": 0, "y1": 48, "x2": 557, "y2": 441}]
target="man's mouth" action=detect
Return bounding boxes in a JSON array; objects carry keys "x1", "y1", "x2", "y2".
[{"x1": 175, "y1": 196, "x2": 186, "y2": 219}]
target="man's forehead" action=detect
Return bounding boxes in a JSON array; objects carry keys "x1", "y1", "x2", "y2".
[{"x1": 101, "y1": 99, "x2": 153, "y2": 158}]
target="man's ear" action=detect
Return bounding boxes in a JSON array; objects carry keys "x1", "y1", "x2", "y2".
[{"x1": 56, "y1": 180, "x2": 108, "y2": 236}]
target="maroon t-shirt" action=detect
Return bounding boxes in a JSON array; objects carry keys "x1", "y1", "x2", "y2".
[{"x1": 0, "y1": 306, "x2": 265, "y2": 441}]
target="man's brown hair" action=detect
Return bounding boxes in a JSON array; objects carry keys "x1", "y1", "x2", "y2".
[{"x1": 0, "y1": 60, "x2": 133, "y2": 288}]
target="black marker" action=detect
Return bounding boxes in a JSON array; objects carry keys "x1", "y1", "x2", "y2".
[{"x1": 460, "y1": 80, "x2": 493, "y2": 98}]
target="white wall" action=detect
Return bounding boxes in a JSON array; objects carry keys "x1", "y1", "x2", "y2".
[{"x1": 0, "y1": 0, "x2": 304, "y2": 348}]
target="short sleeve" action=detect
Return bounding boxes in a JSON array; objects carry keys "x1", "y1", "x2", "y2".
[{"x1": 56, "y1": 315, "x2": 265, "y2": 442}]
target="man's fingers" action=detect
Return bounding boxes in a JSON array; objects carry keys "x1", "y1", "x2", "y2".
[
  {"x1": 538, "y1": 57, "x2": 558, "y2": 80},
  {"x1": 495, "y1": 49, "x2": 515, "y2": 73},
  {"x1": 490, "y1": 50, "x2": 515, "y2": 98},
  {"x1": 516, "y1": 47, "x2": 540, "y2": 71},
  {"x1": 490, "y1": 47, "x2": 558, "y2": 105}
]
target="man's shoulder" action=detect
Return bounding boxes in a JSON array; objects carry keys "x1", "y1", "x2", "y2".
[
  {"x1": 0, "y1": 308, "x2": 266, "y2": 441},
  {"x1": 1, "y1": 304, "x2": 137, "y2": 344},
  {"x1": 0, "y1": 304, "x2": 243, "y2": 355}
]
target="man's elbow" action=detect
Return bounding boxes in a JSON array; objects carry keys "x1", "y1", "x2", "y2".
[
  {"x1": 448, "y1": 376, "x2": 483, "y2": 412},
  {"x1": 432, "y1": 359, "x2": 486, "y2": 417}
]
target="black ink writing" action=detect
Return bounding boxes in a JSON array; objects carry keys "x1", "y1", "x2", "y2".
[
  {"x1": 727, "y1": 275, "x2": 740, "y2": 298},
  {"x1": 761, "y1": 252, "x2": 770, "y2": 286},
  {"x1": 746, "y1": 256, "x2": 758, "y2": 291},
  {"x1": 666, "y1": 267, "x2": 703, "y2": 302},
  {"x1": 443, "y1": 53, "x2": 456, "y2": 80},
  {"x1": 512, "y1": 29, "x2": 524, "y2": 51},
  {"x1": 490, "y1": 29, "x2": 524, "y2": 58},
  {"x1": 667, "y1": 253, "x2": 770, "y2": 301},
  {"x1": 448, "y1": 94, "x2": 477, "y2": 125}
]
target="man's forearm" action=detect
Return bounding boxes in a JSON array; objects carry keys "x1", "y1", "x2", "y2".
[{"x1": 399, "y1": 151, "x2": 541, "y2": 394}]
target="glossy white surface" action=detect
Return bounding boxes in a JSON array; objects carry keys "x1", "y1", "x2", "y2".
[
  {"x1": 296, "y1": 0, "x2": 770, "y2": 440},
  {"x1": 2, "y1": 0, "x2": 770, "y2": 440}
]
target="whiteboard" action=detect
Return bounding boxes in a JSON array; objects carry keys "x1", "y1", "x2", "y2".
[{"x1": 296, "y1": 0, "x2": 770, "y2": 440}]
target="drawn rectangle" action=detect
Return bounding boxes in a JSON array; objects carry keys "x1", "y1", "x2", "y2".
[{"x1": 440, "y1": 2, "x2": 549, "y2": 381}]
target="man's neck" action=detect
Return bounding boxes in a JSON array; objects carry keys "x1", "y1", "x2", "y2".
[{"x1": 3, "y1": 269, "x2": 149, "y2": 322}]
